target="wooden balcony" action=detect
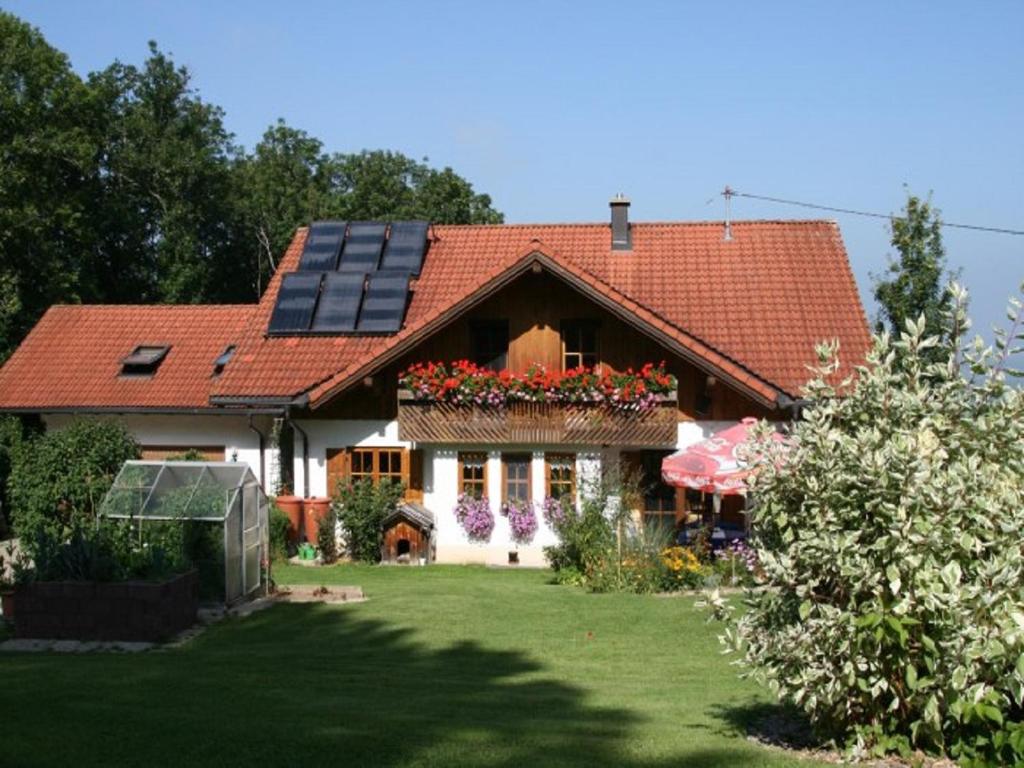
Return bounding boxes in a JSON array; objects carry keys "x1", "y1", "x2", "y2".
[{"x1": 396, "y1": 390, "x2": 678, "y2": 447}]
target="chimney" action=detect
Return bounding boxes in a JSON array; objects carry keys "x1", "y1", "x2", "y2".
[{"x1": 610, "y1": 194, "x2": 631, "y2": 251}]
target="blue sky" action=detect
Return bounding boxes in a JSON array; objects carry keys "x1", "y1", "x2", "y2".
[{"x1": 8, "y1": 0, "x2": 1023, "y2": 341}]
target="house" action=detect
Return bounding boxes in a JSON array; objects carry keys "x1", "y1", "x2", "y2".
[{"x1": 0, "y1": 198, "x2": 871, "y2": 565}]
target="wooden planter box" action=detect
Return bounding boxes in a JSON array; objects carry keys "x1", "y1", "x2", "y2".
[
  {"x1": 397, "y1": 390, "x2": 678, "y2": 446},
  {"x1": 14, "y1": 570, "x2": 199, "y2": 642}
]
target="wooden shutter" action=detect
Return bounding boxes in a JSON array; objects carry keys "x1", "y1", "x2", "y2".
[
  {"x1": 401, "y1": 449, "x2": 425, "y2": 503},
  {"x1": 326, "y1": 448, "x2": 351, "y2": 498}
]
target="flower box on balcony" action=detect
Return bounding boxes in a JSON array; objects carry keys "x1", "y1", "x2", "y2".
[{"x1": 397, "y1": 389, "x2": 678, "y2": 446}]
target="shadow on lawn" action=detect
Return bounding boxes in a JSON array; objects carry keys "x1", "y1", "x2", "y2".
[
  {"x1": 205, "y1": 604, "x2": 756, "y2": 768},
  {"x1": 710, "y1": 699, "x2": 823, "y2": 752},
  {"x1": 4, "y1": 603, "x2": 765, "y2": 767}
]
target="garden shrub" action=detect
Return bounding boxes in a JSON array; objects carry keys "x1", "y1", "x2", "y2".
[
  {"x1": 268, "y1": 503, "x2": 291, "y2": 562},
  {"x1": 8, "y1": 418, "x2": 139, "y2": 538},
  {"x1": 334, "y1": 478, "x2": 403, "y2": 563},
  {"x1": 317, "y1": 506, "x2": 338, "y2": 564},
  {"x1": 705, "y1": 285, "x2": 1024, "y2": 765},
  {"x1": 24, "y1": 518, "x2": 187, "y2": 583}
]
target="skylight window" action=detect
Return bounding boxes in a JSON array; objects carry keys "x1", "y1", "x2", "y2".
[
  {"x1": 213, "y1": 345, "x2": 236, "y2": 376},
  {"x1": 120, "y1": 345, "x2": 170, "y2": 377}
]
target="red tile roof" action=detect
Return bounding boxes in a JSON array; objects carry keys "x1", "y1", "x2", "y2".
[
  {"x1": 0, "y1": 219, "x2": 871, "y2": 412},
  {"x1": 211, "y1": 220, "x2": 871, "y2": 408},
  {"x1": 0, "y1": 305, "x2": 255, "y2": 410}
]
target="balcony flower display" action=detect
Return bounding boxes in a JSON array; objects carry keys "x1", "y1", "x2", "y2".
[
  {"x1": 453, "y1": 494, "x2": 494, "y2": 542},
  {"x1": 398, "y1": 361, "x2": 676, "y2": 412},
  {"x1": 500, "y1": 499, "x2": 538, "y2": 544}
]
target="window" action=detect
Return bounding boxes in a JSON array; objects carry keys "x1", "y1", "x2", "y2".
[
  {"x1": 120, "y1": 345, "x2": 170, "y2": 377},
  {"x1": 622, "y1": 448, "x2": 679, "y2": 536},
  {"x1": 470, "y1": 320, "x2": 509, "y2": 370},
  {"x1": 213, "y1": 345, "x2": 236, "y2": 376},
  {"x1": 458, "y1": 452, "x2": 488, "y2": 498},
  {"x1": 326, "y1": 448, "x2": 422, "y2": 500},
  {"x1": 502, "y1": 453, "x2": 531, "y2": 504},
  {"x1": 561, "y1": 321, "x2": 599, "y2": 370},
  {"x1": 347, "y1": 448, "x2": 404, "y2": 487},
  {"x1": 545, "y1": 453, "x2": 576, "y2": 501}
]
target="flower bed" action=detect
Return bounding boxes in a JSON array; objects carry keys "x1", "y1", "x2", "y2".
[{"x1": 399, "y1": 361, "x2": 676, "y2": 411}]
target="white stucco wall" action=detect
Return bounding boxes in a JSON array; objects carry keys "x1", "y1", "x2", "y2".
[
  {"x1": 41, "y1": 413, "x2": 277, "y2": 489},
  {"x1": 290, "y1": 419, "x2": 410, "y2": 499},
  {"x1": 291, "y1": 417, "x2": 726, "y2": 567}
]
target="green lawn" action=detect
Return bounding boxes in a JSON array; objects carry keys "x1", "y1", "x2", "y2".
[{"x1": 2, "y1": 565, "x2": 820, "y2": 767}]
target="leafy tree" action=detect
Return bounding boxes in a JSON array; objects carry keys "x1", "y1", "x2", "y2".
[
  {"x1": 0, "y1": 12, "x2": 96, "y2": 359},
  {"x1": 230, "y1": 121, "x2": 342, "y2": 295},
  {"x1": 231, "y1": 136, "x2": 504, "y2": 296},
  {"x1": 0, "y1": 13, "x2": 505, "y2": 347},
  {"x1": 85, "y1": 42, "x2": 240, "y2": 304},
  {"x1": 873, "y1": 192, "x2": 957, "y2": 343},
  {"x1": 706, "y1": 286, "x2": 1024, "y2": 763},
  {"x1": 8, "y1": 418, "x2": 140, "y2": 538}
]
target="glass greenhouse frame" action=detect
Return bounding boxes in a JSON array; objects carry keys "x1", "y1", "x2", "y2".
[{"x1": 100, "y1": 461, "x2": 269, "y2": 603}]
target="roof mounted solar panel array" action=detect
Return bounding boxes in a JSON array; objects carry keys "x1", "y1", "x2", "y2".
[
  {"x1": 268, "y1": 272, "x2": 323, "y2": 334},
  {"x1": 339, "y1": 222, "x2": 387, "y2": 272},
  {"x1": 357, "y1": 271, "x2": 411, "y2": 333},
  {"x1": 266, "y1": 220, "x2": 429, "y2": 336},
  {"x1": 380, "y1": 220, "x2": 429, "y2": 275},
  {"x1": 311, "y1": 272, "x2": 366, "y2": 333},
  {"x1": 298, "y1": 221, "x2": 347, "y2": 271}
]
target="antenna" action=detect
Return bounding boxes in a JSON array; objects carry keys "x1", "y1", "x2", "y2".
[{"x1": 722, "y1": 186, "x2": 734, "y2": 242}]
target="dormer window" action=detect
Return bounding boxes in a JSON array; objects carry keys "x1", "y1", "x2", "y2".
[
  {"x1": 120, "y1": 345, "x2": 170, "y2": 377},
  {"x1": 213, "y1": 345, "x2": 236, "y2": 376}
]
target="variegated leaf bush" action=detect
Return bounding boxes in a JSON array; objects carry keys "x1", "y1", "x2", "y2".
[{"x1": 704, "y1": 284, "x2": 1024, "y2": 765}]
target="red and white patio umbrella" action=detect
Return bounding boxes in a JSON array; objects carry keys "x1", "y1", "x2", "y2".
[{"x1": 661, "y1": 417, "x2": 782, "y2": 496}]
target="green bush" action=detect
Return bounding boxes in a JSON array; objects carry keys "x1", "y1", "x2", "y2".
[
  {"x1": 268, "y1": 503, "x2": 290, "y2": 562},
  {"x1": 25, "y1": 519, "x2": 186, "y2": 583},
  {"x1": 334, "y1": 479, "x2": 403, "y2": 563},
  {"x1": 8, "y1": 418, "x2": 139, "y2": 538},
  {"x1": 0, "y1": 415, "x2": 30, "y2": 536},
  {"x1": 317, "y1": 506, "x2": 338, "y2": 564},
  {"x1": 706, "y1": 285, "x2": 1024, "y2": 765},
  {"x1": 543, "y1": 495, "x2": 613, "y2": 578}
]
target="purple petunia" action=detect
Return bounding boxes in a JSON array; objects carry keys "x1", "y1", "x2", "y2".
[
  {"x1": 454, "y1": 494, "x2": 495, "y2": 542},
  {"x1": 501, "y1": 499, "x2": 539, "y2": 544}
]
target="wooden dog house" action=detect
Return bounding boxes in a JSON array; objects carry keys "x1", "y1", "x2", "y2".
[{"x1": 381, "y1": 502, "x2": 434, "y2": 564}]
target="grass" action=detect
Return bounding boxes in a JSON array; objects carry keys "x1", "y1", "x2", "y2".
[{"x1": 2, "y1": 564, "x2": 822, "y2": 767}]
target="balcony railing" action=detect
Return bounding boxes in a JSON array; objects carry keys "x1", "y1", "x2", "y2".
[{"x1": 396, "y1": 389, "x2": 678, "y2": 446}]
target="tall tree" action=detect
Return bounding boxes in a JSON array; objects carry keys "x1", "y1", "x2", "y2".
[
  {"x1": 873, "y1": 192, "x2": 957, "y2": 342},
  {"x1": 85, "y1": 42, "x2": 240, "y2": 304},
  {"x1": 230, "y1": 121, "x2": 341, "y2": 296},
  {"x1": 231, "y1": 134, "x2": 504, "y2": 298},
  {"x1": 0, "y1": 12, "x2": 95, "y2": 359}
]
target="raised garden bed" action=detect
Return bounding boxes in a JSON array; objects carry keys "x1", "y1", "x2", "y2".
[{"x1": 14, "y1": 569, "x2": 199, "y2": 642}]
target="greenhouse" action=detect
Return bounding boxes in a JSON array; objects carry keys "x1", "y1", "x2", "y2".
[{"x1": 100, "y1": 461, "x2": 270, "y2": 603}]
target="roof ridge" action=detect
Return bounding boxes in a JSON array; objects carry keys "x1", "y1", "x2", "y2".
[{"x1": 431, "y1": 219, "x2": 838, "y2": 229}]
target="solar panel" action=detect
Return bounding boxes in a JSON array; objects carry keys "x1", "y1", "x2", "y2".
[
  {"x1": 380, "y1": 220, "x2": 429, "y2": 275},
  {"x1": 268, "y1": 272, "x2": 323, "y2": 334},
  {"x1": 356, "y1": 270, "x2": 410, "y2": 333},
  {"x1": 311, "y1": 272, "x2": 366, "y2": 332},
  {"x1": 339, "y1": 222, "x2": 386, "y2": 272},
  {"x1": 298, "y1": 221, "x2": 347, "y2": 271}
]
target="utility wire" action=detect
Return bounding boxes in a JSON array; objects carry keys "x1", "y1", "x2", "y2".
[{"x1": 726, "y1": 189, "x2": 1024, "y2": 236}]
